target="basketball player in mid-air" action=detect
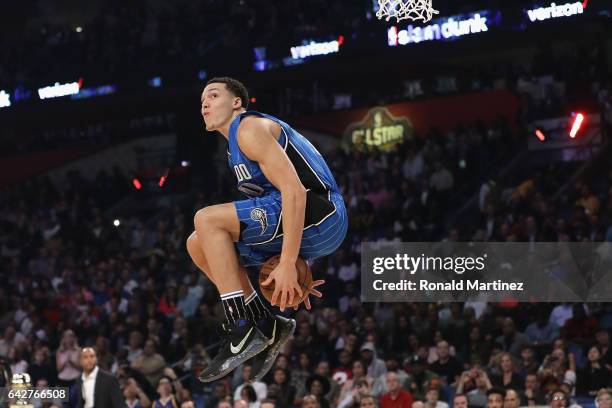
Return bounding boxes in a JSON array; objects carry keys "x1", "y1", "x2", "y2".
[{"x1": 187, "y1": 77, "x2": 347, "y2": 382}]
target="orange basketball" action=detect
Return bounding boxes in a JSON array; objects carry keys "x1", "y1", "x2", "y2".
[{"x1": 259, "y1": 255, "x2": 312, "y2": 308}]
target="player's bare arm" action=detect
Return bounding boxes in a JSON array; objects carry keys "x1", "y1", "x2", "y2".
[{"x1": 236, "y1": 116, "x2": 305, "y2": 311}]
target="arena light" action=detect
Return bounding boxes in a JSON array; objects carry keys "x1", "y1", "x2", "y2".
[
  {"x1": 158, "y1": 169, "x2": 169, "y2": 187},
  {"x1": 132, "y1": 178, "x2": 142, "y2": 190},
  {"x1": 0, "y1": 90, "x2": 11, "y2": 108},
  {"x1": 181, "y1": 161, "x2": 190, "y2": 167},
  {"x1": 569, "y1": 113, "x2": 585, "y2": 138},
  {"x1": 535, "y1": 129, "x2": 546, "y2": 141},
  {"x1": 113, "y1": 219, "x2": 121, "y2": 227},
  {"x1": 38, "y1": 81, "x2": 81, "y2": 99},
  {"x1": 148, "y1": 77, "x2": 162, "y2": 88}
]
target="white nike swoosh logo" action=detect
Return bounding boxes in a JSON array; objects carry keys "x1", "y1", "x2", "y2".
[
  {"x1": 230, "y1": 328, "x2": 254, "y2": 354},
  {"x1": 267, "y1": 321, "x2": 277, "y2": 345}
]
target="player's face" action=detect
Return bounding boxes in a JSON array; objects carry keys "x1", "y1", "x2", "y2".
[{"x1": 201, "y1": 83, "x2": 240, "y2": 132}]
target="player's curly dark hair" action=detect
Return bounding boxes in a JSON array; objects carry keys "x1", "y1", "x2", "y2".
[{"x1": 205, "y1": 77, "x2": 249, "y2": 109}]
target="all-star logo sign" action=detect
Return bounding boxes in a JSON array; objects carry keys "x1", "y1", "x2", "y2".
[{"x1": 343, "y1": 107, "x2": 413, "y2": 152}]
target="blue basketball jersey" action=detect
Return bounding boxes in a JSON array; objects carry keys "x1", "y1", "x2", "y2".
[{"x1": 227, "y1": 111, "x2": 340, "y2": 198}]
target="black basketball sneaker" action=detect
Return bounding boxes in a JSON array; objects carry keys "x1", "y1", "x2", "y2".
[
  {"x1": 248, "y1": 315, "x2": 296, "y2": 382},
  {"x1": 198, "y1": 319, "x2": 268, "y2": 383}
]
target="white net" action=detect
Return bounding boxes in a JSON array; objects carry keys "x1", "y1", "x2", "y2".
[{"x1": 376, "y1": 0, "x2": 439, "y2": 23}]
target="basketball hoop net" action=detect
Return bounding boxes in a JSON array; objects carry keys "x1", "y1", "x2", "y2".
[{"x1": 376, "y1": 0, "x2": 439, "y2": 23}]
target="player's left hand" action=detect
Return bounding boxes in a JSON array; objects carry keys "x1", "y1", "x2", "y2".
[
  {"x1": 261, "y1": 261, "x2": 304, "y2": 311},
  {"x1": 294, "y1": 280, "x2": 325, "y2": 311}
]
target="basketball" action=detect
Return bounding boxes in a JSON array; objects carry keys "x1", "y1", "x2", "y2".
[{"x1": 259, "y1": 255, "x2": 312, "y2": 308}]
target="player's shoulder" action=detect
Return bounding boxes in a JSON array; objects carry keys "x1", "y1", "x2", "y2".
[{"x1": 236, "y1": 114, "x2": 280, "y2": 141}]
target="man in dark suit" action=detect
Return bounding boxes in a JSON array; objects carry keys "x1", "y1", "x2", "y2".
[{"x1": 73, "y1": 347, "x2": 124, "y2": 408}]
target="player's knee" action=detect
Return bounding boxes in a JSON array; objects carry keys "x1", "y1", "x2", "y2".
[
  {"x1": 194, "y1": 206, "x2": 217, "y2": 233},
  {"x1": 186, "y1": 231, "x2": 198, "y2": 254}
]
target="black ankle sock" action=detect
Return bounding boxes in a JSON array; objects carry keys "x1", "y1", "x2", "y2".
[
  {"x1": 221, "y1": 290, "x2": 247, "y2": 325},
  {"x1": 245, "y1": 291, "x2": 272, "y2": 322}
]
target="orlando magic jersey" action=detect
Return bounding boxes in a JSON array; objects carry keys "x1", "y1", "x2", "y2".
[
  {"x1": 227, "y1": 111, "x2": 348, "y2": 266},
  {"x1": 227, "y1": 111, "x2": 339, "y2": 198}
]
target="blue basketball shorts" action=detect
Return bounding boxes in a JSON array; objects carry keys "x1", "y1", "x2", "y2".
[{"x1": 233, "y1": 190, "x2": 348, "y2": 267}]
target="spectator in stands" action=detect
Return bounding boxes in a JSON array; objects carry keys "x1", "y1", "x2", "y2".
[
  {"x1": 361, "y1": 343, "x2": 387, "y2": 379},
  {"x1": 127, "y1": 331, "x2": 145, "y2": 363},
  {"x1": 486, "y1": 388, "x2": 504, "y2": 408},
  {"x1": 548, "y1": 389, "x2": 569, "y2": 408},
  {"x1": 495, "y1": 318, "x2": 529, "y2": 358},
  {"x1": 56, "y1": 329, "x2": 81, "y2": 387},
  {"x1": 29, "y1": 347, "x2": 56, "y2": 386},
  {"x1": 408, "y1": 355, "x2": 438, "y2": 401},
  {"x1": 562, "y1": 304, "x2": 599, "y2": 345},
  {"x1": 539, "y1": 343, "x2": 577, "y2": 394},
  {"x1": 458, "y1": 368, "x2": 492, "y2": 408},
  {"x1": 338, "y1": 378, "x2": 373, "y2": 408},
  {"x1": 517, "y1": 345, "x2": 539, "y2": 378},
  {"x1": 503, "y1": 389, "x2": 520, "y2": 408},
  {"x1": 491, "y1": 353, "x2": 522, "y2": 390},
  {"x1": 153, "y1": 376, "x2": 180, "y2": 408},
  {"x1": 131, "y1": 338, "x2": 166, "y2": 388},
  {"x1": 181, "y1": 401, "x2": 195, "y2": 408},
  {"x1": 124, "y1": 377, "x2": 151, "y2": 408},
  {"x1": 526, "y1": 309, "x2": 560, "y2": 348},
  {"x1": 369, "y1": 359, "x2": 398, "y2": 397},
  {"x1": 595, "y1": 329, "x2": 612, "y2": 369},
  {"x1": 596, "y1": 389, "x2": 612, "y2": 408},
  {"x1": 270, "y1": 367, "x2": 296, "y2": 407},
  {"x1": 360, "y1": 395, "x2": 378, "y2": 408},
  {"x1": 293, "y1": 352, "x2": 314, "y2": 398},
  {"x1": 8, "y1": 347, "x2": 27, "y2": 374},
  {"x1": 429, "y1": 341, "x2": 462, "y2": 386},
  {"x1": 95, "y1": 336, "x2": 114, "y2": 371},
  {"x1": 521, "y1": 373, "x2": 546, "y2": 406},
  {"x1": 260, "y1": 400, "x2": 275, "y2": 408},
  {"x1": 461, "y1": 326, "x2": 492, "y2": 367},
  {"x1": 419, "y1": 386, "x2": 449, "y2": 408},
  {"x1": 75, "y1": 347, "x2": 124, "y2": 408},
  {"x1": 234, "y1": 364, "x2": 267, "y2": 402},
  {"x1": 430, "y1": 161, "x2": 454, "y2": 194},
  {"x1": 453, "y1": 394, "x2": 468, "y2": 408},
  {"x1": 315, "y1": 360, "x2": 340, "y2": 403},
  {"x1": 217, "y1": 399, "x2": 232, "y2": 408},
  {"x1": 302, "y1": 394, "x2": 321, "y2": 408},
  {"x1": 306, "y1": 374, "x2": 332, "y2": 408},
  {"x1": 0, "y1": 325, "x2": 25, "y2": 358},
  {"x1": 238, "y1": 384, "x2": 259, "y2": 408},
  {"x1": 576, "y1": 345, "x2": 610, "y2": 396},
  {"x1": 549, "y1": 304, "x2": 576, "y2": 328},
  {"x1": 379, "y1": 372, "x2": 413, "y2": 408}
]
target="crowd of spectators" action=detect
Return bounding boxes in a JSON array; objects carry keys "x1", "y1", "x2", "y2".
[
  {"x1": 0, "y1": 113, "x2": 177, "y2": 157},
  {"x1": 0, "y1": 109, "x2": 611, "y2": 408}
]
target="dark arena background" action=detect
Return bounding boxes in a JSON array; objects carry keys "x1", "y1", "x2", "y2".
[{"x1": 1, "y1": 0, "x2": 612, "y2": 407}]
